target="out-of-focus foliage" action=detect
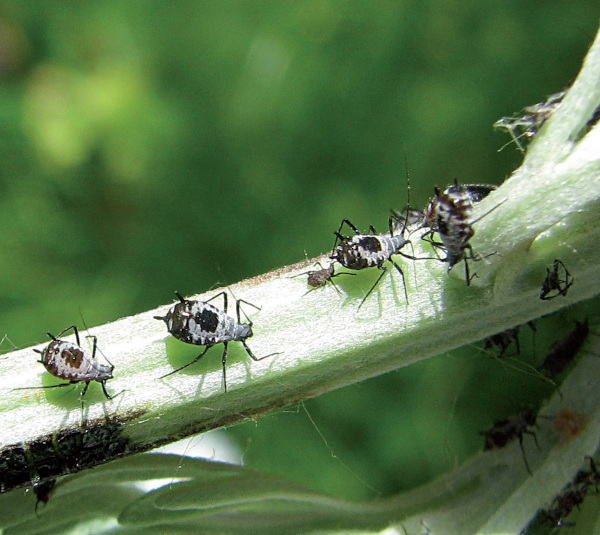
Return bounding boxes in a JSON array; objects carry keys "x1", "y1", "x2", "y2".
[{"x1": 0, "y1": 0, "x2": 597, "y2": 512}]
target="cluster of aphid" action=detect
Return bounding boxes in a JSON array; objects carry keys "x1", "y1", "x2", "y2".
[
  {"x1": 481, "y1": 318, "x2": 590, "y2": 476},
  {"x1": 8, "y1": 88, "x2": 588, "y2": 523},
  {"x1": 25, "y1": 89, "x2": 580, "y2": 407},
  {"x1": 300, "y1": 179, "x2": 502, "y2": 314}
]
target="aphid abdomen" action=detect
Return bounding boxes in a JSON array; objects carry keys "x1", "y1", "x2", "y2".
[
  {"x1": 41, "y1": 342, "x2": 112, "y2": 382},
  {"x1": 336, "y1": 235, "x2": 386, "y2": 270}
]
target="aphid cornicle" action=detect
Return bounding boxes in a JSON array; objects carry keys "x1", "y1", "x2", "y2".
[
  {"x1": 32, "y1": 326, "x2": 114, "y2": 403},
  {"x1": 331, "y1": 216, "x2": 413, "y2": 308},
  {"x1": 481, "y1": 408, "x2": 538, "y2": 475},
  {"x1": 154, "y1": 292, "x2": 275, "y2": 392},
  {"x1": 422, "y1": 181, "x2": 498, "y2": 285},
  {"x1": 540, "y1": 258, "x2": 574, "y2": 300}
]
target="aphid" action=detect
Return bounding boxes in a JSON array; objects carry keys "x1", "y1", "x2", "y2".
[
  {"x1": 484, "y1": 321, "x2": 536, "y2": 358},
  {"x1": 494, "y1": 91, "x2": 566, "y2": 152},
  {"x1": 331, "y1": 216, "x2": 413, "y2": 308},
  {"x1": 154, "y1": 292, "x2": 276, "y2": 392},
  {"x1": 422, "y1": 181, "x2": 499, "y2": 285},
  {"x1": 573, "y1": 456, "x2": 600, "y2": 493},
  {"x1": 543, "y1": 485, "x2": 587, "y2": 527},
  {"x1": 33, "y1": 478, "x2": 56, "y2": 515},
  {"x1": 297, "y1": 261, "x2": 355, "y2": 295},
  {"x1": 540, "y1": 259, "x2": 574, "y2": 300},
  {"x1": 481, "y1": 408, "x2": 538, "y2": 475},
  {"x1": 484, "y1": 328, "x2": 521, "y2": 358},
  {"x1": 540, "y1": 319, "x2": 589, "y2": 379},
  {"x1": 542, "y1": 457, "x2": 600, "y2": 528},
  {"x1": 31, "y1": 326, "x2": 114, "y2": 404}
]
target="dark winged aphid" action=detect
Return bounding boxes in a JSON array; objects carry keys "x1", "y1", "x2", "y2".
[
  {"x1": 422, "y1": 181, "x2": 498, "y2": 285},
  {"x1": 484, "y1": 321, "x2": 536, "y2": 358},
  {"x1": 543, "y1": 456, "x2": 600, "y2": 528},
  {"x1": 544, "y1": 485, "x2": 587, "y2": 528},
  {"x1": 484, "y1": 328, "x2": 520, "y2": 358},
  {"x1": 540, "y1": 319, "x2": 589, "y2": 379},
  {"x1": 297, "y1": 261, "x2": 355, "y2": 295},
  {"x1": 573, "y1": 456, "x2": 600, "y2": 493},
  {"x1": 331, "y1": 216, "x2": 413, "y2": 308},
  {"x1": 482, "y1": 408, "x2": 538, "y2": 475},
  {"x1": 33, "y1": 478, "x2": 56, "y2": 515},
  {"x1": 154, "y1": 292, "x2": 276, "y2": 392},
  {"x1": 31, "y1": 326, "x2": 114, "y2": 403},
  {"x1": 540, "y1": 259, "x2": 574, "y2": 300},
  {"x1": 494, "y1": 91, "x2": 566, "y2": 152}
]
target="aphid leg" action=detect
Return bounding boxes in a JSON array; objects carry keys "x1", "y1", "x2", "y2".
[
  {"x1": 205, "y1": 291, "x2": 229, "y2": 313},
  {"x1": 236, "y1": 298, "x2": 261, "y2": 325},
  {"x1": 337, "y1": 218, "x2": 361, "y2": 236},
  {"x1": 158, "y1": 346, "x2": 212, "y2": 380},
  {"x1": 518, "y1": 434, "x2": 533, "y2": 476},
  {"x1": 390, "y1": 258, "x2": 408, "y2": 302},
  {"x1": 220, "y1": 343, "x2": 229, "y2": 392},
  {"x1": 237, "y1": 299, "x2": 281, "y2": 364},
  {"x1": 358, "y1": 266, "x2": 388, "y2": 310},
  {"x1": 55, "y1": 325, "x2": 81, "y2": 346}
]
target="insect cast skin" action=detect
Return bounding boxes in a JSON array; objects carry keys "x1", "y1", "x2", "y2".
[
  {"x1": 154, "y1": 291, "x2": 276, "y2": 392},
  {"x1": 540, "y1": 258, "x2": 574, "y2": 300}
]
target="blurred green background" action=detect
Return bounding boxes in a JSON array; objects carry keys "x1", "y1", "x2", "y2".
[{"x1": 0, "y1": 0, "x2": 598, "y2": 507}]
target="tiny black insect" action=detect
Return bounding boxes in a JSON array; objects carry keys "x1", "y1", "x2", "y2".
[
  {"x1": 154, "y1": 292, "x2": 276, "y2": 392},
  {"x1": 481, "y1": 408, "x2": 538, "y2": 475},
  {"x1": 330, "y1": 216, "x2": 413, "y2": 308},
  {"x1": 33, "y1": 478, "x2": 56, "y2": 515},
  {"x1": 422, "y1": 181, "x2": 499, "y2": 285},
  {"x1": 540, "y1": 259, "x2": 574, "y2": 300},
  {"x1": 544, "y1": 485, "x2": 587, "y2": 528},
  {"x1": 573, "y1": 456, "x2": 600, "y2": 493},
  {"x1": 29, "y1": 326, "x2": 114, "y2": 405},
  {"x1": 542, "y1": 456, "x2": 600, "y2": 528},
  {"x1": 484, "y1": 321, "x2": 536, "y2": 358},
  {"x1": 540, "y1": 319, "x2": 589, "y2": 379},
  {"x1": 494, "y1": 91, "x2": 566, "y2": 152}
]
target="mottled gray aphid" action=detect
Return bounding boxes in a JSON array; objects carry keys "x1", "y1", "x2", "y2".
[
  {"x1": 422, "y1": 181, "x2": 499, "y2": 285},
  {"x1": 331, "y1": 217, "x2": 413, "y2": 308},
  {"x1": 33, "y1": 326, "x2": 114, "y2": 401},
  {"x1": 154, "y1": 292, "x2": 276, "y2": 392}
]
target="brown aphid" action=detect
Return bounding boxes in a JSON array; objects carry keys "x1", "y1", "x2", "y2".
[
  {"x1": 554, "y1": 408, "x2": 588, "y2": 446},
  {"x1": 33, "y1": 325, "x2": 114, "y2": 401},
  {"x1": 302, "y1": 261, "x2": 355, "y2": 295},
  {"x1": 540, "y1": 319, "x2": 589, "y2": 379}
]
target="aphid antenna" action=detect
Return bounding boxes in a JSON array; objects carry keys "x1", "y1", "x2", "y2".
[
  {"x1": 469, "y1": 197, "x2": 507, "y2": 226},
  {"x1": 480, "y1": 349, "x2": 557, "y2": 387}
]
